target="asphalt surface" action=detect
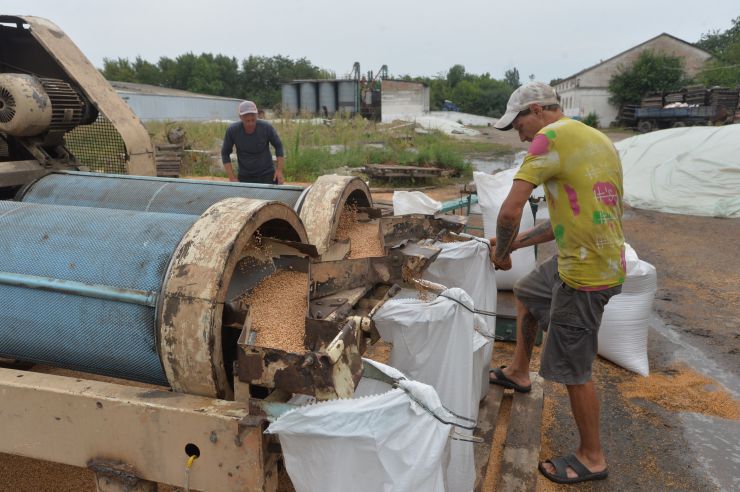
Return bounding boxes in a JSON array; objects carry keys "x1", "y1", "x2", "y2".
[{"x1": 528, "y1": 207, "x2": 740, "y2": 492}]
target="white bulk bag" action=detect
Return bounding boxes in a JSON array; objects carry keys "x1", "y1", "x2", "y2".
[
  {"x1": 472, "y1": 314, "x2": 494, "y2": 401},
  {"x1": 267, "y1": 360, "x2": 451, "y2": 492},
  {"x1": 597, "y1": 244, "x2": 657, "y2": 376},
  {"x1": 423, "y1": 237, "x2": 496, "y2": 400},
  {"x1": 392, "y1": 190, "x2": 442, "y2": 215},
  {"x1": 373, "y1": 288, "x2": 478, "y2": 492},
  {"x1": 473, "y1": 170, "x2": 536, "y2": 289},
  {"x1": 423, "y1": 237, "x2": 498, "y2": 334}
]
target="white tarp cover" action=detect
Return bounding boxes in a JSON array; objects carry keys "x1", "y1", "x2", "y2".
[
  {"x1": 266, "y1": 360, "x2": 452, "y2": 492},
  {"x1": 373, "y1": 288, "x2": 479, "y2": 492},
  {"x1": 474, "y1": 170, "x2": 537, "y2": 289},
  {"x1": 422, "y1": 237, "x2": 497, "y2": 400},
  {"x1": 597, "y1": 244, "x2": 657, "y2": 376},
  {"x1": 614, "y1": 125, "x2": 740, "y2": 218},
  {"x1": 412, "y1": 115, "x2": 480, "y2": 136},
  {"x1": 392, "y1": 190, "x2": 442, "y2": 215},
  {"x1": 429, "y1": 111, "x2": 499, "y2": 127}
]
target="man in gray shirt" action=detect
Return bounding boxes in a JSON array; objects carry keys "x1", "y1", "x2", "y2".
[{"x1": 221, "y1": 100, "x2": 285, "y2": 184}]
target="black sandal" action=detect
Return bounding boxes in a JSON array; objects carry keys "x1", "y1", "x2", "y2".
[
  {"x1": 488, "y1": 366, "x2": 531, "y2": 393},
  {"x1": 538, "y1": 454, "x2": 608, "y2": 484}
]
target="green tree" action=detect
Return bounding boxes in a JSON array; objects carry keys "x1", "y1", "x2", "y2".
[
  {"x1": 132, "y1": 56, "x2": 161, "y2": 85},
  {"x1": 696, "y1": 17, "x2": 740, "y2": 86},
  {"x1": 240, "y1": 55, "x2": 326, "y2": 107},
  {"x1": 101, "y1": 57, "x2": 136, "y2": 82},
  {"x1": 212, "y1": 55, "x2": 241, "y2": 97},
  {"x1": 504, "y1": 68, "x2": 521, "y2": 89},
  {"x1": 447, "y1": 64, "x2": 467, "y2": 88},
  {"x1": 608, "y1": 50, "x2": 692, "y2": 106},
  {"x1": 474, "y1": 76, "x2": 512, "y2": 117},
  {"x1": 157, "y1": 56, "x2": 178, "y2": 87},
  {"x1": 696, "y1": 17, "x2": 740, "y2": 59}
]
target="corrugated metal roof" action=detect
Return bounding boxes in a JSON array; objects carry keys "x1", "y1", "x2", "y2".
[{"x1": 110, "y1": 81, "x2": 241, "y2": 101}]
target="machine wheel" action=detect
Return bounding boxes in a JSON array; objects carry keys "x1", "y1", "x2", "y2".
[
  {"x1": 637, "y1": 120, "x2": 653, "y2": 133},
  {"x1": 672, "y1": 121, "x2": 687, "y2": 128}
]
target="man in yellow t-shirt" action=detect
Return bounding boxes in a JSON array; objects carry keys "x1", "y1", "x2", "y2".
[{"x1": 487, "y1": 82, "x2": 625, "y2": 485}]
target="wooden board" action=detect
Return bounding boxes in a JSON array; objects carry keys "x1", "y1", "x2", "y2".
[
  {"x1": 496, "y1": 373, "x2": 545, "y2": 492},
  {"x1": 474, "y1": 385, "x2": 506, "y2": 491}
]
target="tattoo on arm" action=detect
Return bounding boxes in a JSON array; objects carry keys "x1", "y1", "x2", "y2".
[
  {"x1": 495, "y1": 220, "x2": 520, "y2": 259},
  {"x1": 516, "y1": 220, "x2": 553, "y2": 249}
]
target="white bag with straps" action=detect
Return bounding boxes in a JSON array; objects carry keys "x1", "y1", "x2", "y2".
[
  {"x1": 267, "y1": 360, "x2": 453, "y2": 492},
  {"x1": 474, "y1": 170, "x2": 537, "y2": 289}
]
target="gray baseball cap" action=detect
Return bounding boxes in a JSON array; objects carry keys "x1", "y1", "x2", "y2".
[
  {"x1": 238, "y1": 100, "x2": 258, "y2": 115},
  {"x1": 495, "y1": 82, "x2": 559, "y2": 130}
]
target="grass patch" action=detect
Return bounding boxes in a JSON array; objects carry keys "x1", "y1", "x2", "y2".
[{"x1": 145, "y1": 117, "x2": 515, "y2": 182}]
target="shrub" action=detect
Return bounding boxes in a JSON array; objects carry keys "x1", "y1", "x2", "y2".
[{"x1": 582, "y1": 112, "x2": 600, "y2": 128}]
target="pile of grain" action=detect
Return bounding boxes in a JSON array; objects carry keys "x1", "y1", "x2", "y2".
[
  {"x1": 335, "y1": 206, "x2": 384, "y2": 259},
  {"x1": 244, "y1": 270, "x2": 308, "y2": 353},
  {"x1": 618, "y1": 364, "x2": 739, "y2": 420},
  {"x1": 335, "y1": 205, "x2": 358, "y2": 241}
]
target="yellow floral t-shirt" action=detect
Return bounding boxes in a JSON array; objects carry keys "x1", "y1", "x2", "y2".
[{"x1": 515, "y1": 118, "x2": 625, "y2": 289}]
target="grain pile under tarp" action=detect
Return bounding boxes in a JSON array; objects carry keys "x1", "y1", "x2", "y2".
[
  {"x1": 619, "y1": 364, "x2": 739, "y2": 420},
  {"x1": 615, "y1": 125, "x2": 740, "y2": 218},
  {"x1": 335, "y1": 207, "x2": 384, "y2": 259},
  {"x1": 245, "y1": 270, "x2": 308, "y2": 353}
]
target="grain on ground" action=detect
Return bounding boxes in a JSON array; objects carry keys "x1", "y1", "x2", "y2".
[
  {"x1": 0, "y1": 453, "x2": 95, "y2": 492},
  {"x1": 618, "y1": 363, "x2": 739, "y2": 420}
]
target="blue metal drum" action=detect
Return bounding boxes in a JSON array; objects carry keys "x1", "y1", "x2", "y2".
[
  {"x1": 18, "y1": 171, "x2": 307, "y2": 214},
  {"x1": 0, "y1": 201, "x2": 198, "y2": 385}
]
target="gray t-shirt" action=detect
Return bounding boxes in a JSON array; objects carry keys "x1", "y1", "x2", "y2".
[{"x1": 221, "y1": 120, "x2": 284, "y2": 179}]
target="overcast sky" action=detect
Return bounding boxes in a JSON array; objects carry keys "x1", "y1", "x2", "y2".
[{"x1": 6, "y1": 1, "x2": 739, "y2": 82}]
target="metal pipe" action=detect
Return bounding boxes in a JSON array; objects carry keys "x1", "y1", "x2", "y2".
[
  {"x1": 0, "y1": 271, "x2": 158, "y2": 307},
  {"x1": 57, "y1": 171, "x2": 305, "y2": 190}
]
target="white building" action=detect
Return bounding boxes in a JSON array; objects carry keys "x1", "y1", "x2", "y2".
[
  {"x1": 380, "y1": 80, "x2": 430, "y2": 122},
  {"x1": 554, "y1": 33, "x2": 713, "y2": 127}
]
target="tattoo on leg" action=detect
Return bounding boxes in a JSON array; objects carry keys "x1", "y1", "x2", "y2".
[{"x1": 522, "y1": 312, "x2": 538, "y2": 359}]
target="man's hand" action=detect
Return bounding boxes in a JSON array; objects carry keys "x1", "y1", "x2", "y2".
[
  {"x1": 489, "y1": 237, "x2": 513, "y2": 270},
  {"x1": 223, "y1": 162, "x2": 238, "y2": 182},
  {"x1": 492, "y1": 253, "x2": 512, "y2": 271},
  {"x1": 274, "y1": 169, "x2": 285, "y2": 185}
]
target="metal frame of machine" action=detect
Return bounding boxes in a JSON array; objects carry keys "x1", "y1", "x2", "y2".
[
  {"x1": 0, "y1": 14, "x2": 479, "y2": 490},
  {"x1": 0, "y1": 189, "x2": 463, "y2": 491},
  {"x1": 0, "y1": 14, "x2": 155, "y2": 189}
]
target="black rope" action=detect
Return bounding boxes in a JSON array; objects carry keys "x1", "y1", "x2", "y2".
[
  {"x1": 395, "y1": 382, "x2": 478, "y2": 430},
  {"x1": 437, "y1": 293, "x2": 497, "y2": 318}
]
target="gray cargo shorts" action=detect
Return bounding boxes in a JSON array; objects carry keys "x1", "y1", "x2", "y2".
[{"x1": 513, "y1": 255, "x2": 622, "y2": 385}]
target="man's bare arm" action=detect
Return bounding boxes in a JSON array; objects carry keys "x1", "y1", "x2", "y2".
[
  {"x1": 494, "y1": 180, "x2": 534, "y2": 261},
  {"x1": 512, "y1": 220, "x2": 554, "y2": 250}
]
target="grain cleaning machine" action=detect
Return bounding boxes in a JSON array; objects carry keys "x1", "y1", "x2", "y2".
[
  {"x1": 0, "y1": 192, "x2": 459, "y2": 490},
  {"x1": 0, "y1": 14, "x2": 469, "y2": 490}
]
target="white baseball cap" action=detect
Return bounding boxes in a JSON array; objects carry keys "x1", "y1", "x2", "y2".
[
  {"x1": 238, "y1": 100, "x2": 258, "y2": 115},
  {"x1": 495, "y1": 82, "x2": 560, "y2": 130}
]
